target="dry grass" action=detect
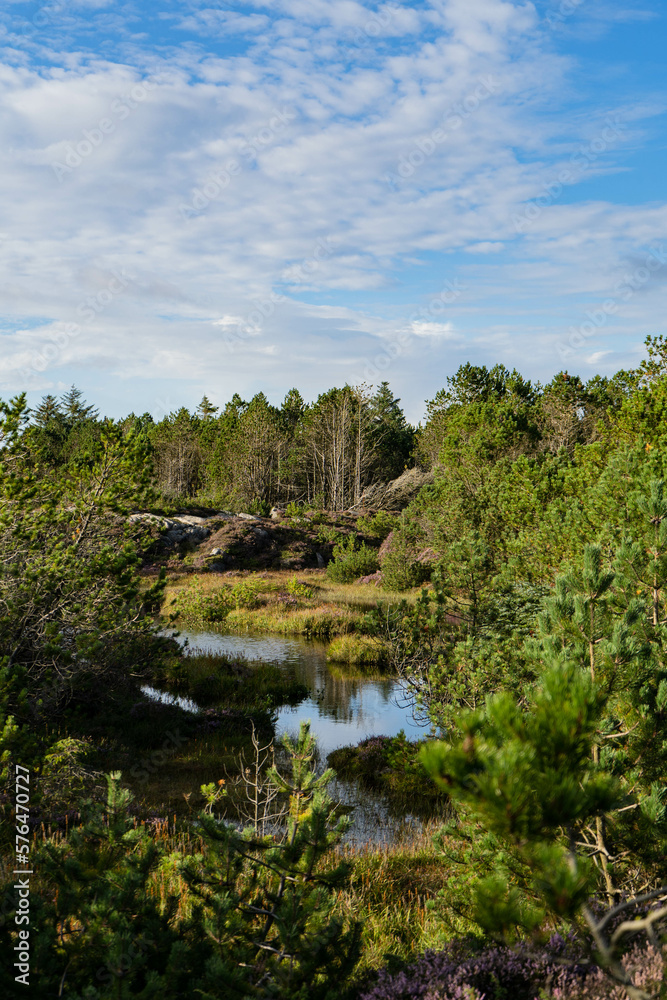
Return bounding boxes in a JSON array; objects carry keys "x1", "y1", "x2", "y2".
[{"x1": 162, "y1": 568, "x2": 421, "y2": 636}]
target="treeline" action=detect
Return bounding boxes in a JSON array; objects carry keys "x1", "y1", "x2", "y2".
[
  {"x1": 27, "y1": 383, "x2": 414, "y2": 511},
  {"x1": 21, "y1": 354, "x2": 653, "y2": 513}
]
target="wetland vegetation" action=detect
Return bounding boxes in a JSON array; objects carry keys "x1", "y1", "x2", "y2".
[{"x1": 2, "y1": 358, "x2": 667, "y2": 997}]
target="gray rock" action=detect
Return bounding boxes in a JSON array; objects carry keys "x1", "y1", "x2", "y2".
[
  {"x1": 129, "y1": 513, "x2": 175, "y2": 530},
  {"x1": 209, "y1": 547, "x2": 223, "y2": 556},
  {"x1": 173, "y1": 514, "x2": 208, "y2": 526},
  {"x1": 316, "y1": 551, "x2": 325, "y2": 568},
  {"x1": 165, "y1": 525, "x2": 209, "y2": 544},
  {"x1": 237, "y1": 512, "x2": 261, "y2": 521},
  {"x1": 253, "y1": 528, "x2": 269, "y2": 540}
]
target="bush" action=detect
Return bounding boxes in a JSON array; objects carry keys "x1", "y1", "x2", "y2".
[
  {"x1": 326, "y1": 536, "x2": 380, "y2": 583},
  {"x1": 356, "y1": 510, "x2": 398, "y2": 541},
  {"x1": 316, "y1": 524, "x2": 346, "y2": 545},
  {"x1": 357, "y1": 935, "x2": 667, "y2": 1000},
  {"x1": 170, "y1": 577, "x2": 233, "y2": 625},
  {"x1": 381, "y1": 531, "x2": 431, "y2": 591},
  {"x1": 287, "y1": 575, "x2": 313, "y2": 598}
]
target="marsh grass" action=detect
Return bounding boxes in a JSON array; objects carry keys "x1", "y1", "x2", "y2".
[
  {"x1": 326, "y1": 634, "x2": 391, "y2": 670},
  {"x1": 157, "y1": 648, "x2": 308, "y2": 709},
  {"x1": 19, "y1": 804, "x2": 458, "y2": 980},
  {"x1": 328, "y1": 734, "x2": 451, "y2": 820},
  {"x1": 163, "y1": 569, "x2": 420, "y2": 636},
  {"x1": 334, "y1": 828, "x2": 471, "y2": 980}
]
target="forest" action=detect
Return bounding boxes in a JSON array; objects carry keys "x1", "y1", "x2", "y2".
[{"x1": 1, "y1": 338, "x2": 667, "y2": 998}]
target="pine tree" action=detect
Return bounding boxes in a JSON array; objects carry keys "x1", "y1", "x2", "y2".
[
  {"x1": 182, "y1": 721, "x2": 362, "y2": 998},
  {"x1": 60, "y1": 384, "x2": 99, "y2": 425},
  {"x1": 196, "y1": 395, "x2": 219, "y2": 420},
  {"x1": 32, "y1": 393, "x2": 63, "y2": 427},
  {"x1": 422, "y1": 656, "x2": 667, "y2": 999}
]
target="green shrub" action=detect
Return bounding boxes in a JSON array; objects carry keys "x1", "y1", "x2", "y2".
[
  {"x1": 381, "y1": 531, "x2": 432, "y2": 591},
  {"x1": 248, "y1": 497, "x2": 270, "y2": 516},
  {"x1": 287, "y1": 574, "x2": 313, "y2": 598},
  {"x1": 316, "y1": 524, "x2": 346, "y2": 545},
  {"x1": 356, "y1": 510, "x2": 398, "y2": 540},
  {"x1": 230, "y1": 578, "x2": 263, "y2": 609},
  {"x1": 171, "y1": 577, "x2": 233, "y2": 625},
  {"x1": 326, "y1": 536, "x2": 380, "y2": 583}
]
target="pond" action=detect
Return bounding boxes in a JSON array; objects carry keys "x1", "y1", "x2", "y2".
[
  {"x1": 145, "y1": 628, "x2": 439, "y2": 847},
  {"x1": 177, "y1": 628, "x2": 424, "y2": 756}
]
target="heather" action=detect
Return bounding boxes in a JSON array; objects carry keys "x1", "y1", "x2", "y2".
[{"x1": 358, "y1": 936, "x2": 666, "y2": 1000}]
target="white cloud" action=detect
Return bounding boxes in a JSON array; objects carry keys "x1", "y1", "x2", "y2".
[
  {"x1": 0, "y1": 0, "x2": 663, "y2": 420},
  {"x1": 410, "y1": 320, "x2": 457, "y2": 338}
]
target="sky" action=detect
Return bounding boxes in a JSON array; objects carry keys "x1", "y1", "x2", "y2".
[{"x1": 0, "y1": 0, "x2": 665, "y2": 424}]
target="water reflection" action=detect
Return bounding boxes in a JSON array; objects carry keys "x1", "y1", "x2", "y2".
[
  {"x1": 178, "y1": 628, "x2": 423, "y2": 756},
  {"x1": 162, "y1": 628, "x2": 441, "y2": 846}
]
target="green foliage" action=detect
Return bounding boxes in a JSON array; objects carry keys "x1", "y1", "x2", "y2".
[
  {"x1": 356, "y1": 509, "x2": 398, "y2": 540},
  {"x1": 316, "y1": 523, "x2": 345, "y2": 545},
  {"x1": 159, "y1": 650, "x2": 308, "y2": 709},
  {"x1": 287, "y1": 575, "x2": 313, "y2": 598},
  {"x1": 380, "y1": 518, "x2": 433, "y2": 592},
  {"x1": 422, "y1": 658, "x2": 620, "y2": 933},
  {"x1": 329, "y1": 731, "x2": 449, "y2": 819},
  {"x1": 326, "y1": 536, "x2": 380, "y2": 583},
  {"x1": 170, "y1": 577, "x2": 233, "y2": 626},
  {"x1": 0, "y1": 730, "x2": 362, "y2": 998},
  {"x1": 182, "y1": 720, "x2": 362, "y2": 998},
  {"x1": 0, "y1": 394, "x2": 165, "y2": 727},
  {"x1": 326, "y1": 634, "x2": 390, "y2": 669}
]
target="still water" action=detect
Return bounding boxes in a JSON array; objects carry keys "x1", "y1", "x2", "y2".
[
  {"x1": 150, "y1": 629, "x2": 438, "y2": 846},
  {"x1": 178, "y1": 629, "x2": 423, "y2": 756}
]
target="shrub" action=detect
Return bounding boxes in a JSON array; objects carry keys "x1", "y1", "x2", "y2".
[
  {"x1": 230, "y1": 578, "x2": 263, "y2": 609},
  {"x1": 356, "y1": 510, "x2": 399, "y2": 541},
  {"x1": 317, "y1": 524, "x2": 346, "y2": 545},
  {"x1": 327, "y1": 536, "x2": 380, "y2": 583},
  {"x1": 170, "y1": 577, "x2": 233, "y2": 625},
  {"x1": 358, "y1": 934, "x2": 667, "y2": 1000},
  {"x1": 287, "y1": 575, "x2": 313, "y2": 598},
  {"x1": 381, "y1": 530, "x2": 432, "y2": 592}
]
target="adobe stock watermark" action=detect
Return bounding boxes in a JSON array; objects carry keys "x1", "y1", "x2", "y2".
[
  {"x1": 545, "y1": 0, "x2": 586, "y2": 29},
  {"x1": 17, "y1": 267, "x2": 134, "y2": 382},
  {"x1": 14, "y1": 0, "x2": 68, "y2": 35},
  {"x1": 50, "y1": 74, "x2": 163, "y2": 182},
  {"x1": 346, "y1": 5, "x2": 401, "y2": 48},
  {"x1": 557, "y1": 245, "x2": 667, "y2": 361},
  {"x1": 179, "y1": 107, "x2": 296, "y2": 219},
  {"x1": 514, "y1": 116, "x2": 626, "y2": 232},
  {"x1": 384, "y1": 77, "x2": 500, "y2": 189},
  {"x1": 360, "y1": 275, "x2": 467, "y2": 381},
  {"x1": 220, "y1": 236, "x2": 339, "y2": 353},
  {"x1": 129, "y1": 730, "x2": 187, "y2": 784}
]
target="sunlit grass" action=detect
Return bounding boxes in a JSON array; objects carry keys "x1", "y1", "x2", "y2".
[{"x1": 162, "y1": 568, "x2": 421, "y2": 636}]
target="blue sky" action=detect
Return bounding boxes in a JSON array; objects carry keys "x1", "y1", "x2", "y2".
[{"x1": 0, "y1": 0, "x2": 665, "y2": 423}]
